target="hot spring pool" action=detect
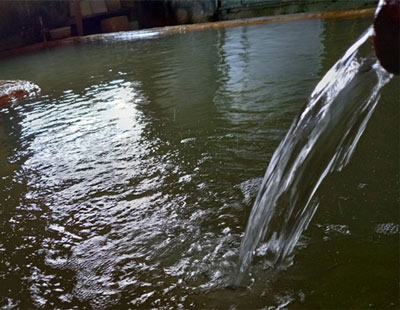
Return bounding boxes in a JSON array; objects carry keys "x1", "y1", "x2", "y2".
[{"x1": 0, "y1": 16, "x2": 398, "y2": 309}]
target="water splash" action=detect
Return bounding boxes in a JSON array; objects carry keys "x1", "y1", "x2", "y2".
[{"x1": 236, "y1": 26, "x2": 393, "y2": 283}]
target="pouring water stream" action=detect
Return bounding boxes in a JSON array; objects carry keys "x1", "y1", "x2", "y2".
[{"x1": 236, "y1": 3, "x2": 393, "y2": 284}]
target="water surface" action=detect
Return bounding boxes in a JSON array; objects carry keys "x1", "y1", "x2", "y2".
[{"x1": 0, "y1": 16, "x2": 398, "y2": 309}]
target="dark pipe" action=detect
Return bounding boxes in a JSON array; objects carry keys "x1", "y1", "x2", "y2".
[{"x1": 373, "y1": 0, "x2": 400, "y2": 75}]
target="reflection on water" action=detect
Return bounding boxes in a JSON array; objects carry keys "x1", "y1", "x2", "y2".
[{"x1": 0, "y1": 17, "x2": 398, "y2": 309}]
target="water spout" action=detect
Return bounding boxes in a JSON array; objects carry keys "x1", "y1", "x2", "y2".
[{"x1": 236, "y1": 19, "x2": 394, "y2": 283}]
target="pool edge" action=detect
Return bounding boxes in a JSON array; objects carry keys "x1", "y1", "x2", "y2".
[{"x1": 0, "y1": 8, "x2": 375, "y2": 59}]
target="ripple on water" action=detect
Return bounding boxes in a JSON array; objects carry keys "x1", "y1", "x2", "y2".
[
  {"x1": 1, "y1": 16, "x2": 398, "y2": 309},
  {"x1": 375, "y1": 223, "x2": 399, "y2": 235},
  {"x1": 15, "y1": 78, "x2": 247, "y2": 307}
]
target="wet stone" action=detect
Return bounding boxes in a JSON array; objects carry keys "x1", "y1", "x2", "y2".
[{"x1": 0, "y1": 80, "x2": 40, "y2": 107}]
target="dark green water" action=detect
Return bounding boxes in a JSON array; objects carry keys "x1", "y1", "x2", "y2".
[{"x1": 0, "y1": 16, "x2": 398, "y2": 309}]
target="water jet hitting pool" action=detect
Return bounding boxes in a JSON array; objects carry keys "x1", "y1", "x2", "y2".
[
  {"x1": 0, "y1": 6, "x2": 398, "y2": 310},
  {"x1": 237, "y1": 0, "x2": 398, "y2": 284}
]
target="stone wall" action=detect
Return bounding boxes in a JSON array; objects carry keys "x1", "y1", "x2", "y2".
[
  {"x1": 0, "y1": 0, "x2": 377, "y2": 53},
  {"x1": 168, "y1": 0, "x2": 217, "y2": 24},
  {"x1": 219, "y1": 0, "x2": 377, "y2": 20},
  {"x1": 0, "y1": 1, "x2": 70, "y2": 51}
]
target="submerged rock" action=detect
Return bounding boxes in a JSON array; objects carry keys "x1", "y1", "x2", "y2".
[{"x1": 0, "y1": 80, "x2": 40, "y2": 107}]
